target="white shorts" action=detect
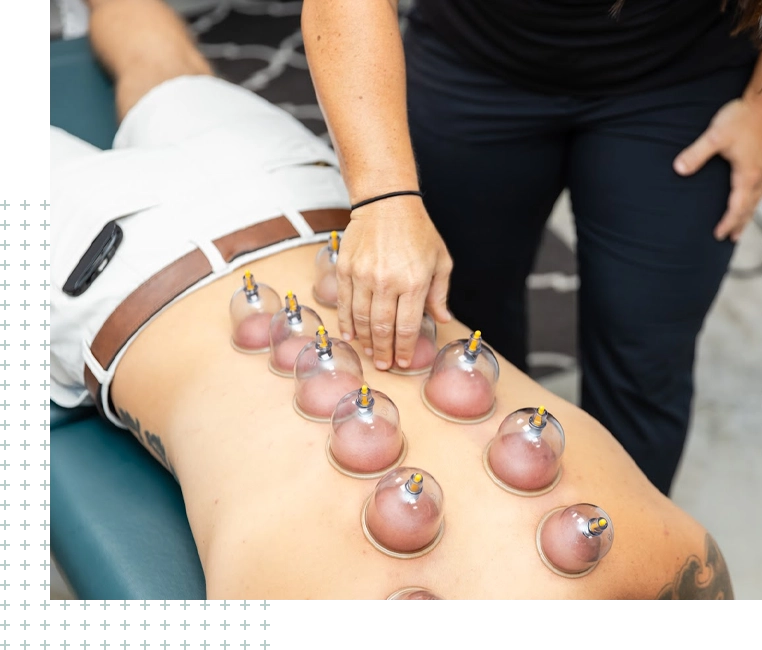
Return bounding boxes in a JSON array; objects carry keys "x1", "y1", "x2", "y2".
[{"x1": 51, "y1": 75, "x2": 350, "y2": 427}]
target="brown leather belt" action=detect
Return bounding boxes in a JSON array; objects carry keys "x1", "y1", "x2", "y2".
[{"x1": 84, "y1": 208, "x2": 351, "y2": 418}]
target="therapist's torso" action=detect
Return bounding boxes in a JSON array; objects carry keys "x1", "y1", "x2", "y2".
[{"x1": 410, "y1": 0, "x2": 758, "y2": 95}]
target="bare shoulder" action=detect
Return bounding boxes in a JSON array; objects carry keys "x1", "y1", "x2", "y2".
[
  {"x1": 655, "y1": 532, "x2": 734, "y2": 600},
  {"x1": 608, "y1": 490, "x2": 735, "y2": 600},
  {"x1": 528, "y1": 404, "x2": 734, "y2": 600}
]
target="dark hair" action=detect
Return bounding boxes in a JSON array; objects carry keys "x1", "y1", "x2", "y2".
[{"x1": 611, "y1": 1, "x2": 762, "y2": 44}]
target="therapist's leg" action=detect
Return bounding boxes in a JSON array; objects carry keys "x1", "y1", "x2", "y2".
[
  {"x1": 569, "y1": 64, "x2": 753, "y2": 494},
  {"x1": 405, "y1": 20, "x2": 569, "y2": 371},
  {"x1": 86, "y1": 0, "x2": 212, "y2": 120}
]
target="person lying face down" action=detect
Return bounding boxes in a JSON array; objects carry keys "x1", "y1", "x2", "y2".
[
  {"x1": 102, "y1": 244, "x2": 733, "y2": 600},
  {"x1": 50, "y1": 0, "x2": 734, "y2": 600}
]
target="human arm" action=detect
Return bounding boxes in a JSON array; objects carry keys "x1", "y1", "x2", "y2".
[
  {"x1": 301, "y1": 0, "x2": 453, "y2": 371},
  {"x1": 673, "y1": 51, "x2": 762, "y2": 242}
]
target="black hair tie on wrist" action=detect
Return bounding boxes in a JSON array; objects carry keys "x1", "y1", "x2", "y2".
[{"x1": 350, "y1": 190, "x2": 424, "y2": 211}]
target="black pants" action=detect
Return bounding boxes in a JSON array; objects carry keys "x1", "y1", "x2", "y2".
[{"x1": 404, "y1": 21, "x2": 753, "y2": 494}]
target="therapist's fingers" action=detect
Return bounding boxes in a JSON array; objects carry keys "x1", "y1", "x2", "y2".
[
  {"x1": 394, "y1": 291, "x2": 427, "y2": 369},
  {"x1": 369, "y1": 291, "x2": 399, "y2": 370},
  {"x1": 425, "y1": 252, "x2": 454, "y2": 324},
  {"x1": 715, "y1": 169, "x2": 761, "y2": 242},
  {"x1": 336, "y1": 258, "x2": 355, "y2": 341},
  {"x1": 352, "y1": 287, "x2": 374, "y2": 357}
]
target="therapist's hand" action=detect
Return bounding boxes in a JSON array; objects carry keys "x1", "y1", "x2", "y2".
[
  {"x1": 337, "y1": 196, "x2": 453, "y2": 370},
  {"x1": 674, "y1": 97, "x2": 762, "y2": 242}
]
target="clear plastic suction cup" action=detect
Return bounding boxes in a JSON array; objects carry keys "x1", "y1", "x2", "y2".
[
  {"x1": 362, "y1": 468, "x2": 445, "y2": 558},
  {"x1": 389, "y1": 313, "x2": 438, "y2": 376},
  {"x1": 536, "y1": 503, "x2": 614, "y2": 577},
  {"x1": 327, "y1": 385, "x2": 407, "y2": 478},
  {"x1": 421, "y1": 330, "x2": 499, "y2": 423},
  {"x1": 484, "y1": 405, "x2": 565, "y2": 495},
  {"x1": 268, "y1": 291, "x2": 324, "y2": 377},
  {"x1": 229, "y1": 270, "x2": 281, "y2": 353},
  {"x1": 293, "y1": 326, "x2": 365, "y2": 422},
  {"x1": 312, "y1": 231, "x2": 340, "y2": 308},
  {"x1": 387, "y1": 587, "x2": 443, "y2": 600}
]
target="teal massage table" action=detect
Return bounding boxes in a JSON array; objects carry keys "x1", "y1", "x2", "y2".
[{"x1": 50, "y1": 37, "x2": 206, "y2": 599}]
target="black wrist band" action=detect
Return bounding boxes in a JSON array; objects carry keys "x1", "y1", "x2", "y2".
[{"x1": 350, "y1": 190, "x2": 423, "y2": 211}]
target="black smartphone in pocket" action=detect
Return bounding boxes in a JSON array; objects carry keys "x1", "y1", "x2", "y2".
[{"x1": 62, "y1": 220, "x2": 124, "y2": 297}]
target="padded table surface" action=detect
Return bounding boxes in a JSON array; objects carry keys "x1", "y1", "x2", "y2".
[
  {"x1": 50, "y1": 37, "x2": 118, "y2": 150},
  {"x1": 51, "y1": 37, "x2": 206, "y2": 599},
  {"x1": 51, "y1": 404, "x2": 205, "y2": 599}
]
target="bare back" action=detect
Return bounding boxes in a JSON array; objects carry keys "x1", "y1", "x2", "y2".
[{"x1": 111, "y1": 243, "x2": 729, "y2": 599}]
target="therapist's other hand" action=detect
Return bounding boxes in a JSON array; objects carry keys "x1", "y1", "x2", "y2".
[
  {"x1": 674, "y1": 97, "x2": 762, "y2": 243},
  {"x1": 337, "y1": 196, "x2": 453, "y2": 370}
]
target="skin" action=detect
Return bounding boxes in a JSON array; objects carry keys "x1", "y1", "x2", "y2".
[
  {"x1": 540, "y1": 507, "x2": 610, "y2": 574},
  {"x1": 673, "y1": 55, "x2": 762, "y2": 242},
  {"x1": 269, "y1": 305, "x2": 323, "y2": 372},
  {"x1": 88, "y1": 0, "x2": 734, "y2": 599},
  {"x1": 365, "y1": 483, "x2": 443, "y2": 553},
  {"x1": 331, "y1": 410, "x2": 403, "y2": 473},
  {"x1": 423, "y1": 363, "x2": 496, "y2": 420},
  {"x1": 88, "y1": 0, "x2": 213, "y2": 120},
  {"x1": 392, "y1": 588, "x2": 442, "y2": 600},
  {"x1": 392, "y1": 335, "x2": 437, "y2": 373},
  {"x1": 302, "y1": 0, "x2": 453, "y2": 373},
  {"x1": 295, "y1": 366, "x2": 365, "y2": 419},
  {"x1": 232, "y1": 311, "x2": 274, "y2": 352},
  {"x1": 271, "y1": 335, "x2": 314, "y2": 374},
  {"x1": 314, "y1": 270, "x2": 339, "y2": 306},
  {"x1": 302, "y1": 0, "x2": 762, "y2": 368},
  {"x1": 488, "y1": 432, "x2": 560, "y2": 492},
  {"x1": 111, "y1": 243, "x2": 732, "y2": 599}
]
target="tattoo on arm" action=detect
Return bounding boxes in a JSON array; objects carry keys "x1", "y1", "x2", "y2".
[
  {"x1": 118, "y1": 408, "x2": 143, "y2": 443},
  {"x1": 117, "y1": 407, "x2": 179, "y2": 483},
  {"x1": 657, "y1": 533, "x2": 734, "y2": 599}
]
